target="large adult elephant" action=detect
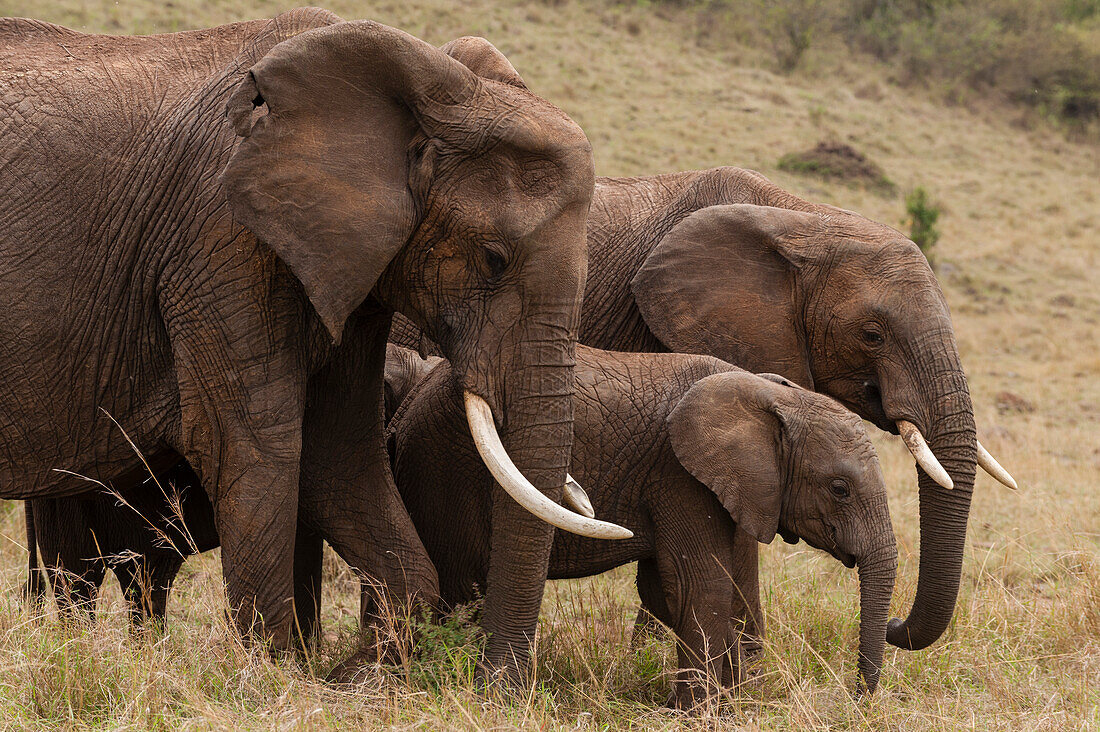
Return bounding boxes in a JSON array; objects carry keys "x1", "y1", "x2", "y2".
[
  {"x1": 396, "y1": 37, "x2": 1016, "y2": 653},
  {"x1": 0, "y1": 10, "x2": 628, "y2": 678}
]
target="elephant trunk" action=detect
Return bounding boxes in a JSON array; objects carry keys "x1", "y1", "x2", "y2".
[
  {"x1": 856, "y1": 542, "x2": 898, "y2": 694},
  {"x1": 479, "y1": 324, "x2": 577, "y2": 678},
  {"x1": 887, "y1": 369, "x2": 977, "y2": 651}
]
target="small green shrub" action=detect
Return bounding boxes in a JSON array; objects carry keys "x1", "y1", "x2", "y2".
[{"x1": 905, "y1": 187, "x2": 941, "y2": 265}]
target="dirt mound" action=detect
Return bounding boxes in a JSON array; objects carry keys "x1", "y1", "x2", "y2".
[{"x1": 778, "y1": 142, "x2": 896, "y2": 194}]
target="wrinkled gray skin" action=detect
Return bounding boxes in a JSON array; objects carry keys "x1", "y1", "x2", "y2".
[
  {"x1": 395, "y1": 36, "x2": 981, "y2": 654},
  {"x1": 22, "y1": 346, "x2": 440, "y2": 633},
  {"x1": 389, "y1": 345, "x2": 897, "y2": 706},
  {"x1": 0, "y1": 11, "x2": 594, "y2": 679}
]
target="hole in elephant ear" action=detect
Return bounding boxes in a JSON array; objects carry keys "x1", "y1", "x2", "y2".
[
  {"x1": 631, "y1": 204, "x2": 821, "y2": 389},
  {"x1": 666, "y1": 370, "x2": 789, "y2": 544},
  {"x1": 220, "y1": 21, "x2": 483, "y2": 342}
]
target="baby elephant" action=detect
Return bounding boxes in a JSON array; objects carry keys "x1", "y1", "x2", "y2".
[
  {"x1": 26, "y1": 459, "x2": 220, "y2": 624},
  {"x1": 23, "y1": 343, "x2": 442, "y2": 628},
  {"x1": 389, "y1": 345, "x2": 897, "y2": 704}
]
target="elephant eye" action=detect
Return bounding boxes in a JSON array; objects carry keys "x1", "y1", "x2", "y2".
[
  {"x1": 829, "y1": 479, "x2": 851, "y2": 500},
  {"x1": 482, "y1": 247, "x2": 508, "y2": 282},
  {"x1": 861, "y1": 327, "x2": 885, "y2": 346}
]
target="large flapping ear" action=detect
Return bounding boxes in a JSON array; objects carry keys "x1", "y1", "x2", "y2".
[
  {"x1": 220, "y1": 21, "x2": 481, "y2": 341},
  {"x1": 632, "y1": 204, "x2": 822, "y2": 389},
  {"x1": 667, "y1": 371, "x2": 790, "y2": 544},
  {"x1": 439, "y1": 36, "x2": 527, "y2": 89}
]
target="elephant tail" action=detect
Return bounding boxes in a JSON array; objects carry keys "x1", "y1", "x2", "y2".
[{"x1": 22, "y1": 502, "x2": 45, "y2": 607}]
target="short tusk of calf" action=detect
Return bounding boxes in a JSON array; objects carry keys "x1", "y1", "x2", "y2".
[
  {"x1": 463, "y1": 392, "x2": 633, "y2": 540},
  {"x1": 977, "y1": 440, "x2": 1018, "y2": 490},
  {"x1": 897, "y1": 420, "x2": 954, "y2": 490},
  {"x1": 563, "y1": 474, "x2": 595, "y2": 518}
]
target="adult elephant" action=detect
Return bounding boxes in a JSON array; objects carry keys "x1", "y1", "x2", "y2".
[
  {"x1": 0, "y1": 10, "x2": 628, "y2": 678},
  {"x1": 396, "y1": 37, "x2": 1016, "y2": 653}
]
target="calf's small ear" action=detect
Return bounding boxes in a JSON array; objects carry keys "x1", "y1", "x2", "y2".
[{"x1": 667, "y1": 371, "x2": 789, "y2": 544}]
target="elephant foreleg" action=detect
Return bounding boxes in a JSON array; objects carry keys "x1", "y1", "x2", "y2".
[
  {"x1": 729, "y1": 528, "x2": 764, "y2": 670},
  {"x1": 165, "y1": 298, "x2": 307, "y2": 650},
  {"x1": 633, "y1": 556, "x2": 670, "y2": 646},
  {"x1": 299, "y1": 310, "x2": 439, "y2": 676}
]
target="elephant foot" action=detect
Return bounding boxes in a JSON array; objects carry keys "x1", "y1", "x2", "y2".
[
  {"x1": 326, "y1": 646, "x2": 381, "y2": 685},
  {"x1": 326, "y1": 629, "x2": 411, "y2": 685},
  {"x1": 630, "y1": 607, "x2": 668, "y2": 648},
  {"x1": 20, "y1": 578, "x2": 46, "y2": 611},
  {"x1": 665, "y1": 684, "x2": 711, "y2": 713},
  {"x1": 667, "y1": 670, "x2": 729, "y2": 713},
  {"x1": 472, "y1": 654, "x2": 531, "y2": 700}
]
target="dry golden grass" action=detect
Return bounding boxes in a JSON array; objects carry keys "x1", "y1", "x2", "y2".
[{"x1": 0, "y1": 0, "x2": 1097, "y2": 728}]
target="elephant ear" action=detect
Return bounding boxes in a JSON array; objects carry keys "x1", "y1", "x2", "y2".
[
  {"x1": 439, "y1": 36, "x2": 527, "y2": 89},
  {"x1": 632, "y1": 204, "x2": 822, "y2": 389},
  {"x1": 221, "y1": 21, "x2": 481, "y2": 341},
  {"x1": 667, "y1": 371, "x2": 791, "y2": 544}
]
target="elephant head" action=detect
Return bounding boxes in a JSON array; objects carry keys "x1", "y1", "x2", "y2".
[
  {"x1": 668, "y1": 371, "x2": 897, "y2": 692},
  {"x1": 383, "y1": 344, "x2": 442, "y2": 425},
  {"x1": 220, "y1": 20, "x2": 629, "y2": 542},
  {"x1": 632, "y1": 202, "x2": 1013, "y2": 650}
]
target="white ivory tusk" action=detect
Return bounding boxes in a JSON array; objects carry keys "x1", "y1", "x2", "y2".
[
  {"x1": 897, "y1": 420, "x2": 954, "y2": 490},
  {"x1": 977, "y1": 440, "x2": 1018, "y2": 490},
  {"x1": 464, "y1": 392, "x2": 633, "y2": 540},
  {"x1": 563, "y1": 473, "x2": 595, "y2": 518}
]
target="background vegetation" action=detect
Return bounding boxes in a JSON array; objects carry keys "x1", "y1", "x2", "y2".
[
  {"x1": 0, "y1": 0, "x2": 1097, "y2": 728},
  {"x1": 653, "y1": 0, "x2": 1100, "y2": 136}
]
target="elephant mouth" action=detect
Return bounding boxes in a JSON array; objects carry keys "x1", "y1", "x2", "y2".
[
  {"x1": 860, "y1": 380, "x2": 896, "y2": 434},
  {"x1": 827, "y1": 525, "x2": 857, "y2": 568}
]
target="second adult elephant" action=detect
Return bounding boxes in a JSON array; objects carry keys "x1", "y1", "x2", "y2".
[
  {"x1": 1, "y1": 11, "x2": 626, "y2": 681},
  {"x1": 395, "y1": 36, "x2": 1013, "y2": 652}
]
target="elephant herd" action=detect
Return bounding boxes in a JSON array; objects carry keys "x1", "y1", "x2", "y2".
[{"x1": 0, "y1": 8, "x2": 1016, "y2": 708}]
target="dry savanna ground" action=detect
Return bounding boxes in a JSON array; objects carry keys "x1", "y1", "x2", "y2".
[{"x1": 0, "y1": 0, "x2": 1097, "y2": 729}]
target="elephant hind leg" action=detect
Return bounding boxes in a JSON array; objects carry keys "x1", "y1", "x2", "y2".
[
  {"x1": 48, "y1": 560, "x2": 106, "y2": 621},
  {"x1": 114, "y1": 554, "x2": 184, "y2": 626},
  {"x1": 33, "y1": 499, "x2": 105, "y2": 620}
]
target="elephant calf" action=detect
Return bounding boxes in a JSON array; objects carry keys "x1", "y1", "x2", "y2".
[
  {"x1": 26, "y1": 460, "x2": 219, "y2": 625},
  {"x1": 388, "y1": 345, "x2": 898, "y2": 705},
  {"x1": 24, "y1": 343, "x2": 443, "y2": 629}
]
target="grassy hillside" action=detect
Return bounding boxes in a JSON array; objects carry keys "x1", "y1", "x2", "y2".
[{"x1": 0, "y1": 0, "x2": 1097, "y2": 729}]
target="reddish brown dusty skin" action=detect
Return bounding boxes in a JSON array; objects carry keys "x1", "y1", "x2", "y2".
[{"x1": 0, "y1": 13, "x2": 594, "y2": 679}]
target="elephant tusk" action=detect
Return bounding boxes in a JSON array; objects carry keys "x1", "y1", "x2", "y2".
[
  {"x1": 563, "y1": 474, "x2": 595, "y2": 518},
  {"x1": 977, "y1": 440, "x2": 1018, "y2": 490},
  {"x1": 463, "y1": 392, "x2": 633, "y2": 540},
  {"x1": 897, "y1": 420, "x2": 953, "y2": 490}
]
